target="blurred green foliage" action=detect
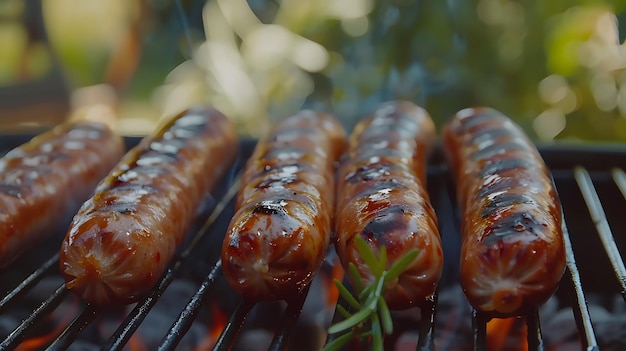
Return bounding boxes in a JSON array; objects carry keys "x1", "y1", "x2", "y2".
[
  {"x1": 4, "y1": 0, "x2": 626, "y2": 140},
  {"x1": 162, "y1": 0, "x2": 626, "y2": 140}
]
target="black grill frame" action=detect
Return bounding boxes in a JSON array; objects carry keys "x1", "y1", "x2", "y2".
[{"x1": 0, "y1": 135, "x2": 625, "y2": 350}]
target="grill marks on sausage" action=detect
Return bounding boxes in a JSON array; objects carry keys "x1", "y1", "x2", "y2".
[
  {"x1": 99, "y1": 116, "x2": 211, "y2": 215},
  {"x1": 481, "y1": 194, "x2": 534, "y2": 218},
  {"x1": 444, "y1": 107, "x2": 566, "y2": 316},
  {"x1": 358, "y1": 117, "x2": 419, "y2": 141},
  {"x1": 0, "y1": 133, "x2": 96, "y2": 201},
  {"x1": 334, "y1": 101, "x2": 443, "y2": 310},
  {"x1": 0, "y1": 184, "x2": 22, "y2": 198},
  {"x1": 0, "y1": 121, "x2": 125, "y2": 268},
  {"x1": 221, "y1": 111, "x2": 345, "y2": 302},
  {"x1": 478, "y1": 158, "x2": 535, "y2": 178},
  {"x1": 344, "y1": 162, "x2": 401, "y2": 184},
  {"x1": 471, "y1": 142, "x2": 528, "y2": 161},
  {"x1": 60, "y1": 106, "x2": 238, "y2": 305},
  {"x1": 0, "y1": 122, "x2": 116, "y2": 202},
  {"x1": 483, "y1": 212, "x2": 546, "y2": 246},
  {"x1": 360, "y1": 205, "x2": 408, "y2": 245}
]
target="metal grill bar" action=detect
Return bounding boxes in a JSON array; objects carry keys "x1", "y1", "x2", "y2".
[
  {"x1": 268, "y1": 285, "x2": 310, "y2": 351},
  {"x1": 102, "y1": 265, "x2": 177, "y2": 351},
  {"x1": 158, "y1": 260, "x2": 223, "y2": 351},
  {"x1": 213, "y1": 301, "x2": 253, "y2": 350},
  {"x1": 0, "y1": 252, "x2": 58, "y2": 313},
  {"x1": 0, "y1": 284, "x2": 68, "y2": 350},
  {"x1": 526, "y1": 310, "x2": 543, "y2": 351},
  {"x1": 471, "y1": 312, "x2": 543, "y2": 351},
  {"x1": 472, "y1": 310, "x2": 487, "y2": 350},
  {"x1": 46, "y1": 304, "x2": 98, "y2": 351},
  {"x1": 1, "y1": 142, "x2": 625, "y2": 350},
  {"x1": 415, "y1": 296, "x2": 436, "y2": 351},
  {"x1": 574, "y1": 166, "x2": 626, "y2": 302},
  {"x1": 103, "y1": 175, "x2": 241, "y2": 351},
  {"x1": 561, "y1": 213, "x2": 599, "y2": 349},
  {"x1": 611, "y1": 168, "x2": 626, "y2": 203}
]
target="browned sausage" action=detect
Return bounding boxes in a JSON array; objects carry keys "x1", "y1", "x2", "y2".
[
  {"x1": 0, "y1": 121, "x2": 124, "y2": 268},
  {"x1": 221, "y1": 110, "x2": 346, "y2": 302},
  {"x1": 60, "y1": 105, "x2": 238, "y2": 305},
  {"x1": 334, "y1": 100, "x2": 443, "y2": 310},
  {"x1": 443, "y1": 107, "x2": 566, "y2": 317}
]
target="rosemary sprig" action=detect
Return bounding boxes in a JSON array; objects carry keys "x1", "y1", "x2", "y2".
[{"x1": 324, "y1": 236, "x2": 419, "y2": 351}]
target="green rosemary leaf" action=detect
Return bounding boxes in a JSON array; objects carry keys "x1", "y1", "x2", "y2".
[
  {"x1": 378, "y1": 296, "x2": 393, "y2": 335},
  {"x1": 334, "y1": 279, "x2": 361, "y2": 310},
  {"x1": 385, "y1": 249, "x2": 419, "y2": 282},
  {"x1": 327, "y1": 305, "x2": 372, "y2": 334},
  {"x1": 337, "y1": 304, "x2": 352, "y2": 319},
  {"x1": 371, "y1": 313, "x2": 384, "y2": 351},
  {"x1": 358, "y1": 281, "x2": 375, "y2": 301},
  {"x1": 379, "y1": 245, "x2": 388, "y2": 270},
  {"x1": 361, "y1": 273, "x2": 385, "y2": 309},
  {"x1": 354, "y1": 236, "x2": 383, "y2": 277},
  {"x1": 348, "y1": 262, "x2": 364, "y2": 294},
  {"x1": 359, "y1": 291, "x2": 379, "y2": 317},
  {"x1": 327, "y1": 242, "x2": 419, "y2": 349},
  {"x1": 322, "y1": 330, "x2": 354, "y2": 351}
]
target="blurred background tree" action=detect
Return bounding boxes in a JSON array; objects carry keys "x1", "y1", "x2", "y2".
[{"x1": 1, "y1": 0, "x2": 626, "y2": 141}]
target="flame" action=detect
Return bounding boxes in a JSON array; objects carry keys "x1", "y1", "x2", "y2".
[
  {"x1": 16, "y1": 297, "x2": 80, "y2": 351},
  {"x1": 486, "y1": 317, "x2": 528, "y2": 351},
  {"x1": 194, "y1": 301, "x2": 228, "y2": 351},
  {"x1": 325, "y1": 258, "x2": 345, "y2": 309},
  {"x1": 16, "y1": 332, "x2": 60, "y2": 351},
  {"x1": 127, "y1": 333, "x2": 149, "y2": 351}
]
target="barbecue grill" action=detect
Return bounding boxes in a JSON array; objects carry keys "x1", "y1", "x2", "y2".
[{"x1": 1, "y1": 133, "x2": 626, "y2": 351}]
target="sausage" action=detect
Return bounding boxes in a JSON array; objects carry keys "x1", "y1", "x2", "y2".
[
  {"x1": 0, "y1": 121, "x2": 124, "y2": 269},
  {"x1": 60, "y1": 105, "x2": 238, "y2": 305},
  {"x1": 334, "y1": 100, "x2": 443, "y2": 310},
  {"x1": 443, "y1": 107, "x2": 566, "y2": 317},
  {"x1": 221, "y1": 110, "x2": 346, "y2": 302}
]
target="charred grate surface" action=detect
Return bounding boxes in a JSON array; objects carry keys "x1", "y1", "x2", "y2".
[{"x1": 0, "y1": 136, "x2": 624, "y2": 350}]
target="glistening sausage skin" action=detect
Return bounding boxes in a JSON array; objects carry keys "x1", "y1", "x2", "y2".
[
  {"x1": 334, "y1": 100, "x2": 443, "y2": 310},
  {"x1": 443, "y1": 107, "x2": 566, "y2": 317},
  {"x1": 0, "y1": 121, "x2": 124, "y2": 268},
  {"x1": 60, "y1": 105, "x2": 238, "y2": 305},
  {"x1": 221, "y1": 110, "x2": 346, "y2": 302}
]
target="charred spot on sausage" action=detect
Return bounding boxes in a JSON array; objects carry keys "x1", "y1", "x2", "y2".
[
  {"x1": 478, "y1": 158, "x2": 535, "y2": 178},
  {"x1": 481, "y1": 194, "x2": 534, "y2": 218},
  {"x1": 353, "y1": 179, "x2": 405, "y2": 199},
  {"x1": 483, "y1": 212, "x2": 543, "y2": 246},
  {"x1": 0, "y1": 184, "x2": 23, "y2": 198},
  {"x1": 345, "y1": 162, "x2": 400, "y2": 184},
  {"x1": 471, "y1": 142, "x2": 529, "y2": 161},
  {"x1": 252, "y1": 200, "x2": 288, "y2": 215},
  {"x1": 360, "y1": 205, "x2": 408, "y2": 244}
]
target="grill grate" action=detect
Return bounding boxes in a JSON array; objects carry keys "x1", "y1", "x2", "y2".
[{"x1": 0, "y1": 136, "x2": 625, "y2": 350}]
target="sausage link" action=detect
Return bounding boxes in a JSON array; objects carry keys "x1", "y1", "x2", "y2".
[
  {"x1": 334, "y1": 101, "x2": 443, "y2": 310},
  {"x1": 221, "y1": 110, "x2": 346, "y2": 302},
  {"x1": 0, "y1": 121, "x2": 124, "y2": 268},
  {"x1": 443, "y1": 107, "x2": 566, "y2": 317},
  {"x1": 60, "y1": 105, "x2": 238, "y2": 305}
]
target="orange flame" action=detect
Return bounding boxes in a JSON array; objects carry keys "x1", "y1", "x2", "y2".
[
  {"x1": 486, "y1": 317, "x2": 528, "y2": 351},
  {"x1": 325, "y1": 259, "x2": 345, "y2": 308},
  {"x1": 16, "y1": 297, "x2": 80, "y2": 351},
  {"x1": 194, "y1": 301, "x2": 228, "y2": 351},
  {"x1": 127, "y1": 333, "x2": 149, "y2": 351}
]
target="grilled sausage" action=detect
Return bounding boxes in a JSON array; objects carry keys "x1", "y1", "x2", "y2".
[
  {"x1": 60, "y1": 105, "x2": 238, "y2": 305},
  {"x1": 334, "y1": 100, "x2": 443, "y2": 310},
  {"x1": 443, "y1": 107, "x2": 566, "y2": 317},
  {"x1": 0, "y1": 121, "x2": 124, "y2": 269},
  {"x1": 221, "y1": 110, "x2": 346, "y2": 302}
]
